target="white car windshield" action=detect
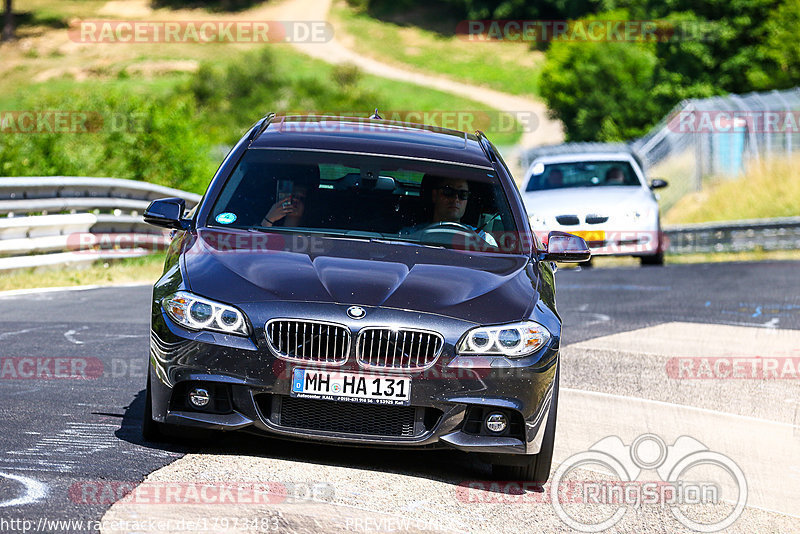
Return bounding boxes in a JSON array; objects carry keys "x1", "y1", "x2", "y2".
[{"x1": 526, "y1": 160, "x2": 639, "y2": 191}]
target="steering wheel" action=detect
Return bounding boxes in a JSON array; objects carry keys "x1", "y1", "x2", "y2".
[
  {"x1": 421, "y1": 221, "x2": 479, "y2": 234},
  {"x1": 417, "y1": 221, "x2": 488, "y2": 249}
]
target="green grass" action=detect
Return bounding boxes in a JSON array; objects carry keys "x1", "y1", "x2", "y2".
[
  {"x1": 11, "y1": 0, "x2": 108, "y2": 21},
  {"x1": 0, "y1": 253, "x2": 166, "y2": 292},
  {"x1": 2, "y1": 0, "x2": 524, "y2": 145},
  {"x1": 330, "y1": 1, "x2": 543, "y2": 98},
  {"x1": 664, "y1": 156, "x2": 800, "y2": 224},
  {"x1": 666, "y1": 249, "x2": 800, "y2": 264},
  {"x1": 0, "y1": 75, "x2": 190, "y2": 110},
  {"x1": 1, "y1": 45, "x2": 522, "y2": 146}
]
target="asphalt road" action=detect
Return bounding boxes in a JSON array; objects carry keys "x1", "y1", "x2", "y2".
[{"x1": 0, "y1": 260, "x2": 798, "y2": 532}]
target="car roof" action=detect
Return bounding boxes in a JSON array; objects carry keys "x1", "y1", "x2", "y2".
[
  {"x1": 524, "y1": 142, "x2": 645, "y2": 170},
  {"x1": 530, "y1": 152, "x2": 637, "y2": 165},
  {"x1": 250, "y1": 115, "x2": 495, "y2": 169}
]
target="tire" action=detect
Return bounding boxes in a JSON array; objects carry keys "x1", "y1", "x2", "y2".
[
  {"x1": 640, "y1": 223, "x2": 665, "y2": 266},
  {"x1": 640, "y1": 251, "x2": 664, "y2": 266},
  {"x1": 142, "y1": 374, "x2": 165, "y2": 442},
  {"x1": 491, "y1": 365, "x2": 559, "y2": 484}
]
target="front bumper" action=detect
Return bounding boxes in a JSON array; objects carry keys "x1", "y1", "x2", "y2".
[{"x1": 149, "y1": 301, "x2": 559, "y2": 456}]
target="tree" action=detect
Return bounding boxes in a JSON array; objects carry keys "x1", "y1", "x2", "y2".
[
  {"x1": 2, "y1": 0, "x2": 13, "y2": 42},
  {"x1": 539, "y1": 11, "x2": 665, "y2": 142}
]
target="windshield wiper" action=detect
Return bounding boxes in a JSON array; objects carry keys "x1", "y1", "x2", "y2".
[
  {"x1": 244, "y1": 228, "x2": 445, "y2": 249},
  {"x1": 370, "y1": 237, "x2": 445, "y2": 250}
]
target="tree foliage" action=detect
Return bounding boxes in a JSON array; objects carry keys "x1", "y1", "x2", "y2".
[{"x1": 351, "y1": 0, "x2": 799, "y2": 141}]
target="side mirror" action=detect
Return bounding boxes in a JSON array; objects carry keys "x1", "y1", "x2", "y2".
[
  {"x1": 143, "y1": 197, "x2": 189, "y2": 230},
  {"x1": 541, "y1": 231, "x2": 591, "y2": 263},
  {"x1": 649, "y1": 178, "x2": 668, "y2": 189}
]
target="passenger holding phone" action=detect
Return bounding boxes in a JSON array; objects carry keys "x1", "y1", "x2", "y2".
[{"x1": 261, "y1": 185, "x2": 309, "y2": 227}]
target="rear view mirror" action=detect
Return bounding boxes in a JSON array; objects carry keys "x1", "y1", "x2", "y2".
[
  {"x1": 649, "y1": 178, "x2": 668, "y2": 189},
  {"x1": 144, "y1": 197, "x2": 189, "y2": 229},
  {"x1": 541, "y1": 231, "x2": 591, "y2": 263}
]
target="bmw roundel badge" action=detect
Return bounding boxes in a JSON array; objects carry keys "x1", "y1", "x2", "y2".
[{"x1": 347, "y1": 306, "x2": 366, "y2": 319}]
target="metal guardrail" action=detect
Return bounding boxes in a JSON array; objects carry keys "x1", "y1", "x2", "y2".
[
  {"x1": 0, "y1": 177, "x2": 200, "y2": 272},
  {"x1": 2, "y1": 177, "x2": 795, "y2": 269},
  {"x1": 664, "y1": 217, "x2": 800, "y2": 254}
]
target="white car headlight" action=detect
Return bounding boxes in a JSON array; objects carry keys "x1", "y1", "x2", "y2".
[
  {"x1": 162, "y1": 291, "x2": 249, "y2": 336},
  {"x1": 623, "y1": 209, "x2": 642, "y2": 222},
  {"x1": 456, "y1": 321, "x2": 551, "y2": 358},
  {"x1": 529, "y1": 214, "x2": 547, "y2": 227},
  {"x1": 622, "y1": 207, "x2": 655, "y2": 223}
]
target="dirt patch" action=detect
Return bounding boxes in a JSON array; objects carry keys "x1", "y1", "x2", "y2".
[
  {"x1": 97, "y1": 0, "x2": 154, "y2": 18},
  {"x1": 33, "y1": 66, "x2": 91, "y2": 82},
  {"x1": 125, "y1": 59, "x2": 199, "y2": 76}
]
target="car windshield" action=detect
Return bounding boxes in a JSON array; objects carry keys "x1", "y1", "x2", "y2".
[
  {"x1": 526, "y1": 160, "x2": 640, "y2": 191},
  {"x1": 208, "y1": 149, "x2": 523, "y2": 254}
]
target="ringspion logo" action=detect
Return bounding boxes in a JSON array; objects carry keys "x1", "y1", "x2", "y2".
[{"x1": 550, "y1": 434, "x2": 747, "y2": 532}]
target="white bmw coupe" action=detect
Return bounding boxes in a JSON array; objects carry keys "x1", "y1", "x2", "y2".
[{"x1": 521, "y1": 146, "x2": 668, "y2": 265}]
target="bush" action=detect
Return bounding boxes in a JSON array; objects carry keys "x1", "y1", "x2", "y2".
[
  {"x1": 185, "y1": 47, "x2": 378, "y2": 137},
  {"x1": 540, "y1": 36, "x2": 662, "y2": 142},
  {"x1": 1, "y1": 47, "x2": 382, "y2": 193},
  {"x1": 0, "y1": 89, "x2": 216, "y2": 194},
  {"x1": 331, "y1": 63, "x2": 362, "y2": 89}
]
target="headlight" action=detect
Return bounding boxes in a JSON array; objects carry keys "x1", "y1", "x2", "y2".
[
  {"x1": 456, "y1": 321, "x2": 551, "y2": 358},
  {"x1": 162, "y1": 291, "x2": 249, "y2": 336},
  {"x1": 622, "y1": 207, "x2": 655, "y2": 223},
  {"x1": 623, "y1": 209, "x2": 642, "y2": 222}
]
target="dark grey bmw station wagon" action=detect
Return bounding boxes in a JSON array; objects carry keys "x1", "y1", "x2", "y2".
[{"x1": 142, "y1": 114, "x2": 590, "y2": 483}]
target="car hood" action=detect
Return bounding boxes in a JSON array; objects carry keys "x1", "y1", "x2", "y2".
[
  {"x1": 522, "y1": 186, "x2": 656, "y2": 216},
  {"x1": 181, "y1": 229, "x2": 538, "y2": 324}
]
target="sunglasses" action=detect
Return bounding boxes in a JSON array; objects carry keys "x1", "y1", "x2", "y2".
[{"x1": 438, "y1": 186, "x2": 471, "y2": 200}]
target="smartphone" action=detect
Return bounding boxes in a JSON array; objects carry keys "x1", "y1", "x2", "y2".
[{"x1": 276, "y1": 180, "x2": 293, "y2": 208}]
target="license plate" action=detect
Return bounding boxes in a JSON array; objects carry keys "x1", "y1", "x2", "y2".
[
  {"x1": 291, "y1": 368, "x2": 411, "y2": 406},
  {"x1": 570, "y1": 230, "x2": 605, "y2": 242}
]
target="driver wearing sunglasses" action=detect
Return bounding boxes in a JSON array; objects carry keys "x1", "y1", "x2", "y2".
[
  {"x1": 403, "y1": 176, "x2": 497, "y2": 246},
  {"x1": 431, "y1": 179, "x2": 471, "y2": 223}
]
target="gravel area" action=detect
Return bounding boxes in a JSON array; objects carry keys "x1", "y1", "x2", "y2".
[
  {"x1": 102, "y1": 451, "x2": 800, "y2": 533},
  {"x1": 560, "y1": 345, "x2": 800, "y2": 426}
]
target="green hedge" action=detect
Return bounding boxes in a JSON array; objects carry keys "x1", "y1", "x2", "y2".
[{"x1": 0, "y1": 48, "x2": 379, "y2": 194}]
